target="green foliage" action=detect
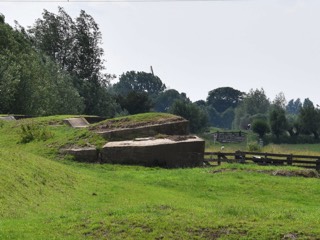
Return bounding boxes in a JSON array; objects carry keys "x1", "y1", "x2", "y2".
[
  {"x1": 116, "y1": 91, "x2": 153, "y2": 115},
  {"x1": 206, "y1": 87, "x2": 244, "y2": 113},
  {"x1": 252, "y1": 119, "x2": 270, "y2": 138},
  {"x1": 0, "y1": 13, "x2": 4, "y2": 24},
  {"x1": 169, "y1": 100, "x2": 208, "y2": 133},
  {"x1": 20, "y1": 123, "x2": 54, "y2": 143},
  {"x1": 0, "y1": 15, "x2": 84, "y2": 116},
  {"x1": 286, "y1": 98, "x2": 302, "y2": 115},
  {"x1": 269, "y1": 106, "x2": 288, "y2": 138},
  {"x1": 154, "y1": 89, "x2": 189, "y2": 112},
  {"x1": 247, "y1": 142, "x2": 262, "y2": 152},
  {"x1": 233, "y1": 88, "x2": 270, "y2": 129},
  {"x1": 114, "y1": 71, "x2": 166, "y2": 96},
  {"x1": 28, "y1": 8, "x2": 118, "y2": 117},
  {"x1": 298, "y1": 99, "x2": 320, "y2": 139}
]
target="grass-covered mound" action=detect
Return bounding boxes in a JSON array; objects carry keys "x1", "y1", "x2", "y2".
[
  {"x1": 90, "y1": 112, "x2": 185, "y2": 131},
  {"x1": 1, "y1": 115, "x2": 320, "y2": 239}
]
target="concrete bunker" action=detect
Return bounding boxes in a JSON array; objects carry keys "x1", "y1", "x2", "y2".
[{"x1": 101, "y1": 136, "x2": 205, "y2": 168}]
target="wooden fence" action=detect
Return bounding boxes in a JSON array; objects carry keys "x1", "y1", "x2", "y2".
[{"x1": 204, "y1": 151, "x2": 320, "y2": 170}]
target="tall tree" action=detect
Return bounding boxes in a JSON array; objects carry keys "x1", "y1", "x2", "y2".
[
  {"x1": 169, "y1": 100, "x2": 208, "y2": 133},
  {"x1": 233, "y1": 88, "x2": 270, "y2": 129},
  {"x1": 269, "y1": 107, "x2": 287, "y2": 139},
  {"x1": 286, "y1": 98, "x2": 302, "y2": 115},
  {"x1": 273, "y1": 92, "x2": 286, "y2": 109},
  {"x1": 74, "y1": 10, "x2": 110, "y2": 114},
  {"x1": 114, "y1": 71, "x2": 166, "y2": 96},
  {"x1": 252, "y1": 119, "x2": 270, "y2": 138},
  {"x1": 117, "y1": 91, "x2": 152, "y2": 115},
  {"x1": 206, "y1": 87, "x2": 244, "y2": 113},
  {"x1": 29, "y1": 7, "x2": 76, "y2": 71},
  {"x1": 299, "y1": 99, "x2": 320, "y2": 139},
  {"x1": 154, "y1": 89, "x2": 189, "y2": 112},
  {"x1": 0, "y1": 17, "x2": 83, "y2": 115},
  {"x1": 29, "y1": 8, "x2": 118, "y2": 116}
]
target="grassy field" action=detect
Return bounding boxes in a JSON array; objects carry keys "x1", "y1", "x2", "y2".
[{"x1": 1, "y1": 115, "x2": 320, "y2": 239}]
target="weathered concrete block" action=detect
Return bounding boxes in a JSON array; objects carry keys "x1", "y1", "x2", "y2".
[
  {"x1": 0, "y1": 116, "x2": 16, "y2": 121},
  {"x1": 101, "y1": 136, "x2": 205, "y2": 168},
  {"x1": 61, "y1": 147, "x2": 98, "y2": 163},
  {"x1": 97, "y1": 120, "x2": 189, "y2": 140},
  {"x1": 64, "y1": 117, "x2": 89, "y2": 128}
]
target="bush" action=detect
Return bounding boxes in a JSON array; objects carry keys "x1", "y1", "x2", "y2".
[
  {"x1": 247, "y1": 142, "x2": 262, "y2": 152},
  {"x1": 20, "y1": 123, "x2": 53, "y2": 143},
  {"x1": 252, "y1": 119, "x2": 270, "y2": 138}
]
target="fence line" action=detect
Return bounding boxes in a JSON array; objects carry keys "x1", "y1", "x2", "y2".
[{"x1": 204, "y1": 151, "x2": 320, "y2": 170}]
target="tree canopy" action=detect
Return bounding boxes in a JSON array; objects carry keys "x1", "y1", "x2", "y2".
[
  {"x1": 0, "y1": 16, "x2": 83, "y2": 115},
  {"x1": 113, "y1": 71, "x2": 166, "y2": 96},
  {"x1": 206, "y1": 87, "x2": 244, "y2": 113},
  {"x1": 28, "y1": 7, "x2": 117, "y2": 116}
]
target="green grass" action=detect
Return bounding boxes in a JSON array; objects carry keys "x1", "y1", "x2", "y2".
[
  {"x1": 1, "y1": 116, "x2": 320, "y2": 239},
  {"x1": 90, "y1": 112, "x2": 183, "y2": 130}
]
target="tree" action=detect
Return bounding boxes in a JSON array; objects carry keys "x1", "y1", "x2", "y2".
[
  {"x1": 113, "y1": 71, "x2": 166, "y2": 96},
  {"x1": 28, "y1": 8, "x2": 117, "y2": 116},
  {"x1": 252, "y1": 119, "x2": 270, "y2": 138},
  {"x1": 206, "y1": 87, "x2": 244, "y2": 113},
  {"x1": 169, "y1": 100, "x2": 208, "y2": 133},
  {"x1": 273, "y1": 92, "x2": 286, "y2": 109},
  {"x1": 286, "y1": 98, "x2": 302, "y2": 115},
  {"x1": 0, "y1": 18, "x2": 84, "y2": 115},
  {"x1": 302, "y1": 98, "x2": 314, "y2": 109},
  {"x1": 298, "y1": 99, "x2": 320, "y2": 139},
  {"x1": 29, "y1": 7, "x2": 76, "y2": 72},
  {"x1": 233, "y1": 88, "x2": 270, "y2": 129},
  {"x1": 117, "y1": 91, "x2": 152, "y2": 115},
  {"x1": 269, "y1": 107, "x2": 287, "y2": 139},
  {"x1": 154, "y1": 89, "x2": 189, "y2": 112},
  {"x1": 0, "y1": 13, "x2": 4, "y2": 24}
]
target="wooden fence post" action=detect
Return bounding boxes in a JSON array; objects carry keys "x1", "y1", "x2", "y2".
[
  {"x1": 287, "y1": 154, "x2": 293, "y2": 166},
  {"x1": 235, "y1": 150, "x2": 245, "y2": 164},
  {"x1": 316, "y1": 159, "x2": 320, "y2": 171},
  {"x1": 218, "y1": 152, "x2": 221, "y2": 166}
]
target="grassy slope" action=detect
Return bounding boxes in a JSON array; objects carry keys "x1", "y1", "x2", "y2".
[
  {"x1": 90, "y1": 112, "x2": 184, "y2": 130},
  {"x1": 1, "y1": 115, "x2": 320, "y2": 239}
]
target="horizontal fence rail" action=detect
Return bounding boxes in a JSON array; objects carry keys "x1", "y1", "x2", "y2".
[{"x1": 204, "y1": 151, "x2": 320, "y2": 170}]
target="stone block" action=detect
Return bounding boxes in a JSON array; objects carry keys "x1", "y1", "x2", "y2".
[
  {"x1": 64, "y1": 117, "x2": 89, "y2": 128},
  {"x1": 61, "y1": 147, "x2": 98, "y2": 163},
  {"x1": 101, "y1": 136, "x2": 205, "y2": 168},
  {"x1": 0, "y1": 116, "x2": 16, "y2": 121}
]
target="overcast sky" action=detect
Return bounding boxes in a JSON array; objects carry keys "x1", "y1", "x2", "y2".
[{"x1": 1, "y1": 0, "x2": 320, "y2": 104}]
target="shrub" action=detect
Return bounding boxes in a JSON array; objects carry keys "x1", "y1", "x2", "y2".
[
  {"x1": 20, "y1": 123, "x2": 53, "y2": 143},
  {"x1": 247, "y1": 142, "x2": 261, "y2": 152},
  {"x1": 252, "y1": 119, "x2": 270, "y2": 138}
]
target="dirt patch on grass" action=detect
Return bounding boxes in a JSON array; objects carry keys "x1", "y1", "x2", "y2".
[
  {"x1": 210, "y1": 168, "x2": 319, "y2": 178},
  {"x1": 187, "y1": 226, "x2": 247, "y2": 239}
]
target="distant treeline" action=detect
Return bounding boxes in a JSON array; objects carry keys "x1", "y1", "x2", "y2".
[{"x1": 0, "y1": 9, "x2": 319, "y2": 136}]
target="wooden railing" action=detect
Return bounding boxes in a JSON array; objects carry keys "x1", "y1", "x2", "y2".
[{"x1": 204, "y1": 151, "x2": 320, "y2": 170}]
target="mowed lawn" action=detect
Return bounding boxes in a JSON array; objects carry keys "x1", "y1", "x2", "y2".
[{"x1": 1, "y1": 117, "x2": 320, "y2": 239}]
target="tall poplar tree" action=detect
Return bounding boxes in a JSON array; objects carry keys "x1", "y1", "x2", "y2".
[{"x1": 28, "y1": 8, "x2": 119, "y2": 116}]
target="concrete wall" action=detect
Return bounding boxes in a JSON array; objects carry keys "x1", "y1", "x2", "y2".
[
  {"x1": 61, "y1": 147, "x2": 98, "y2": 163},
  {"x1": 212, "y1": 131, "x2": 246, "y2": 143},
  {"x1": 97, "y1": 120, "x2": 189, "y2": 140},
  {"x1": 101, "y1": 136, "x2": 205, "y2": 168}
]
